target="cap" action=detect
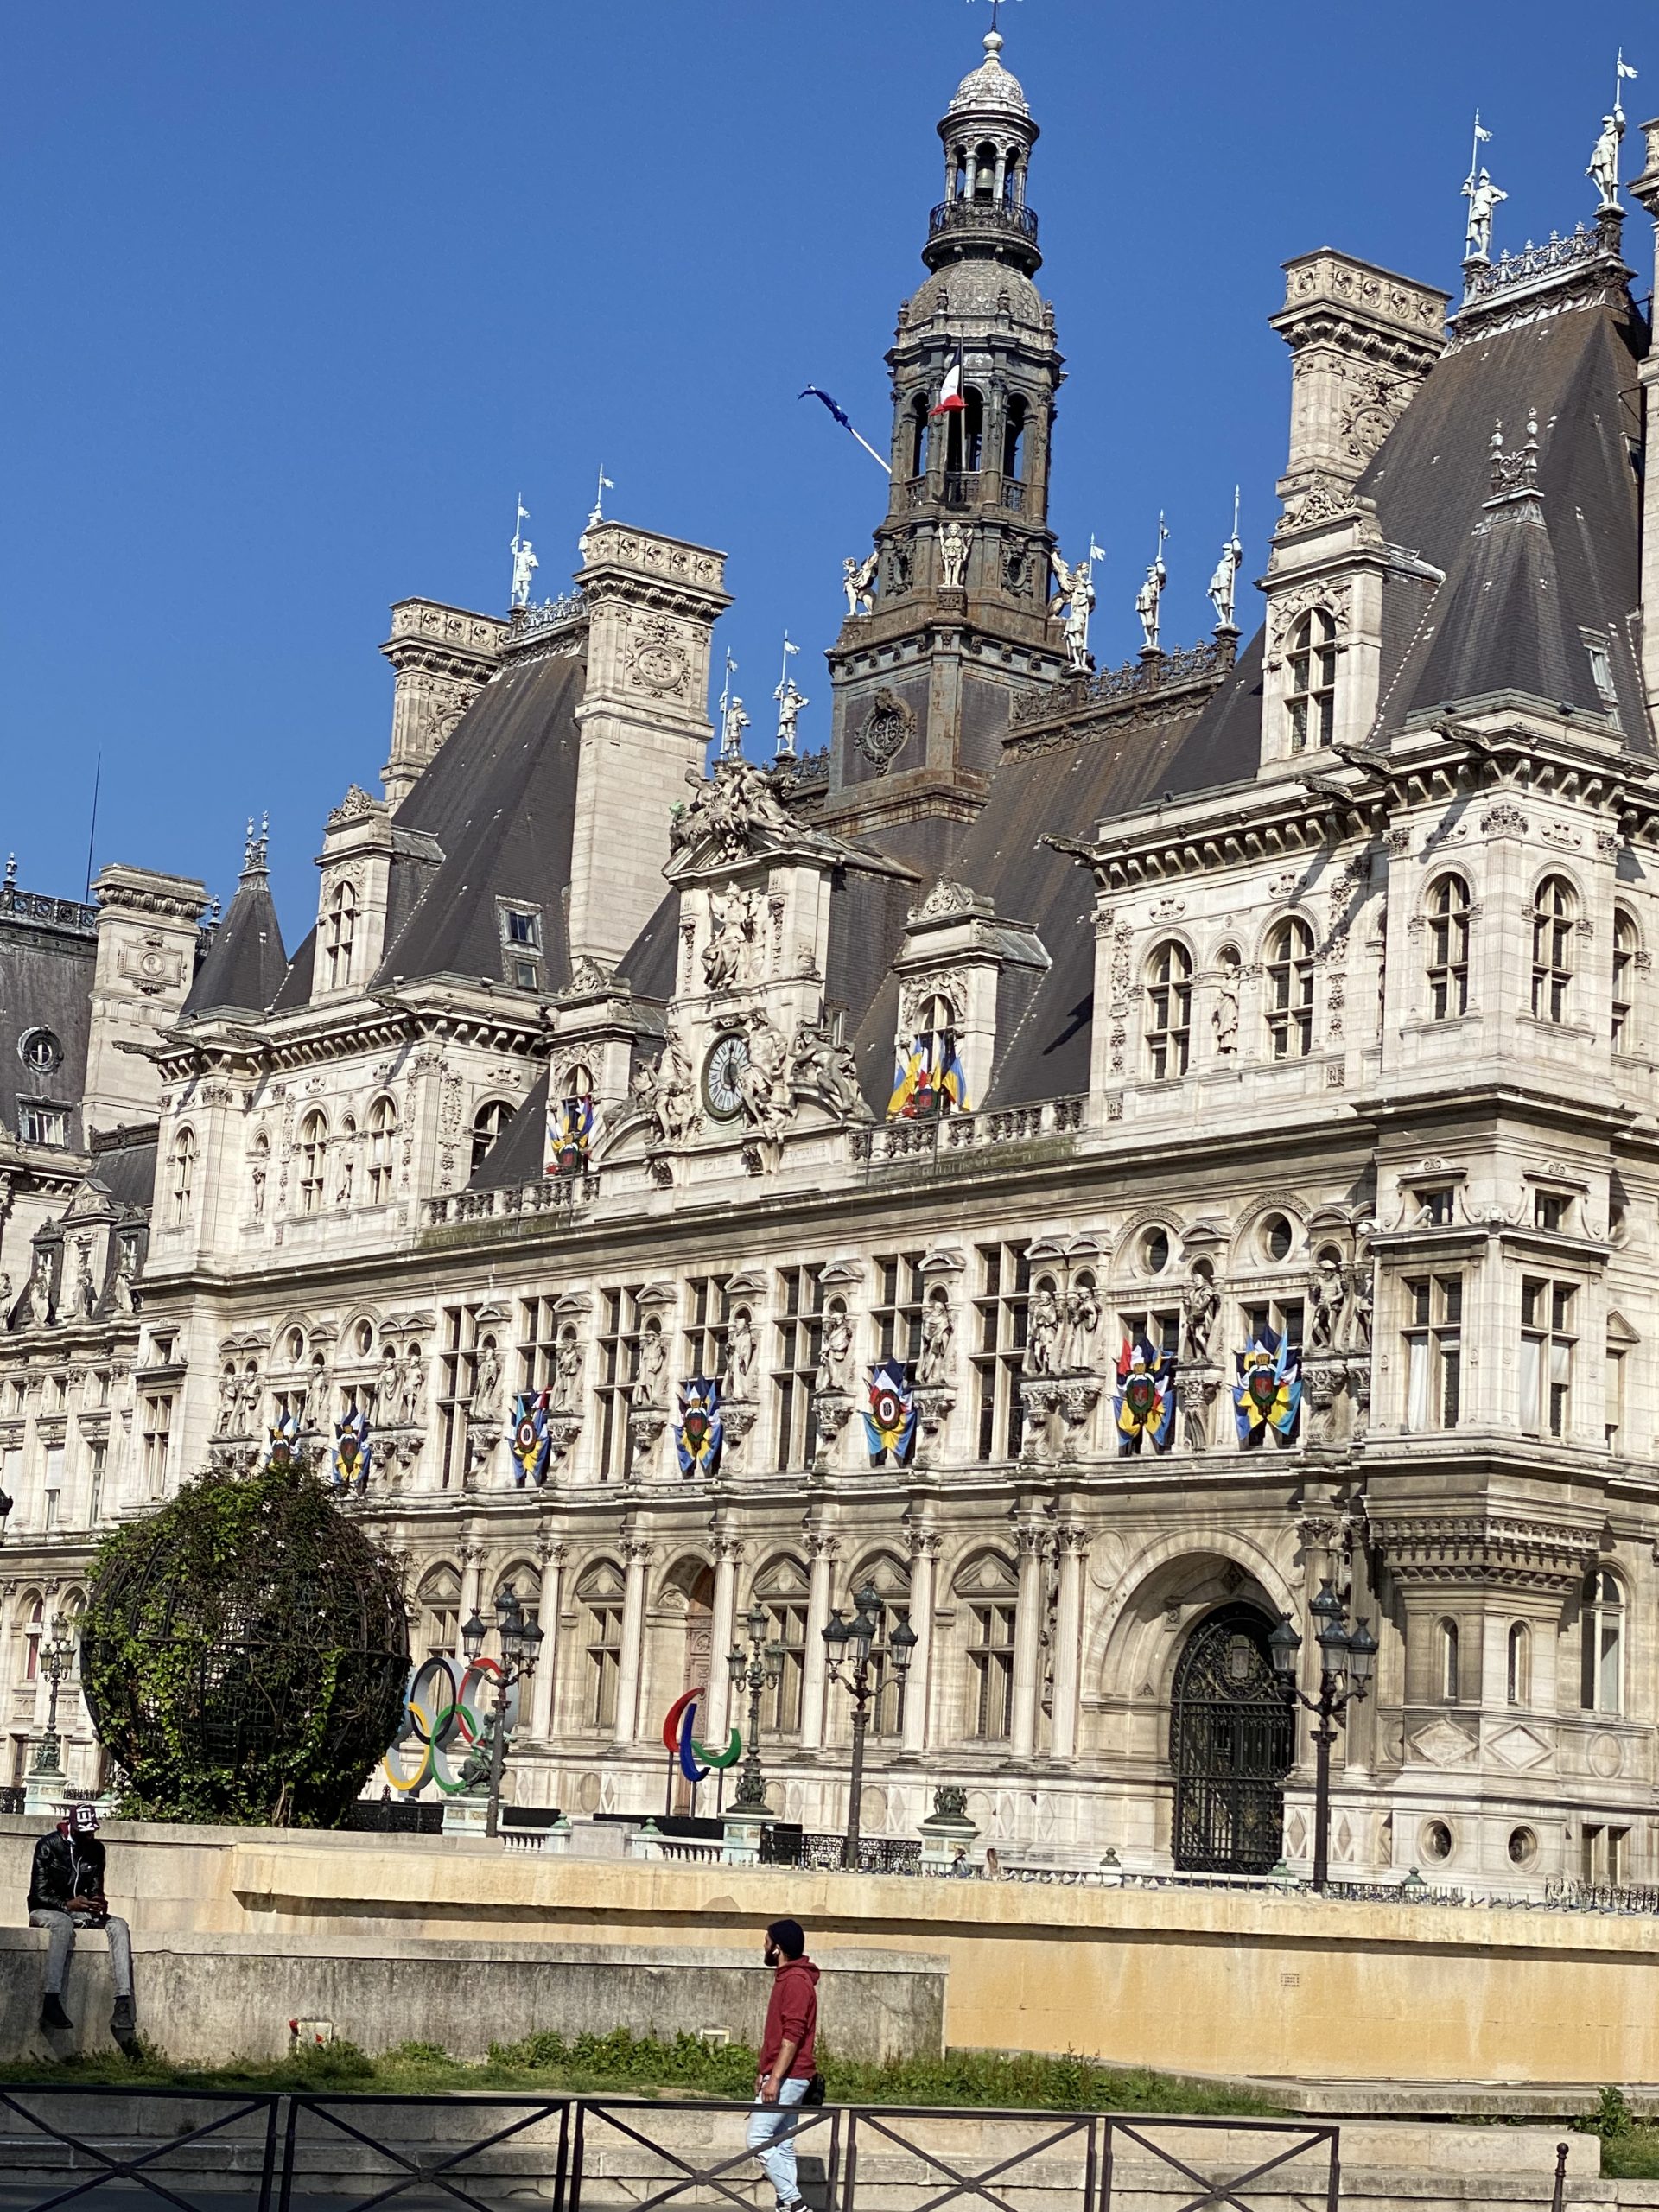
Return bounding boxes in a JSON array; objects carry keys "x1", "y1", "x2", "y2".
[{"x1": 67, "y1": 1804, "x2": 99, "y2": 1835}]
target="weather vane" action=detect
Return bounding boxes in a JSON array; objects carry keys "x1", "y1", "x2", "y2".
[{"x1": 969, "y1": 0, "x2": 1020, "y2": 29}]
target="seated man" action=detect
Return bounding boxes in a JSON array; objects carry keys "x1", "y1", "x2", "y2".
[{"x1": 29, "y1": 1804, "x2": 137, "y2": 2051}]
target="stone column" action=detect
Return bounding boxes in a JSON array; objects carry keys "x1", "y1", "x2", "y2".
[
  {"x1": 613, "y1": 1536, "x2": 652, "y2": 1749},
  {"x1": 1009, "y1": 1519, "x2": 1049, "y2": 1761},
  {"x1": 703, "y1": 1535, "x2": 741, "y2": 1745},
  {"x1": 530, "y1": 1541, "x2": 567, "y2": 1743},
  {"x1": 1048, "y1": 1523, "x2": 1088, "y2": 1762},
  {"x1": 902, "y1": 1528, "x2": 941, "y2": 1756},
  {"x1": 458, "y1": 1541, "x2": 484, "y2": 1624},
  {"x1": 799, "y1": 1531, "x2": 839, "y2": 1751}
]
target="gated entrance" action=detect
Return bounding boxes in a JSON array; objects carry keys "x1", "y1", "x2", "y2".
[{"x1": 1170, "y1": 1601, "x2": 1294, "y2": 1872}]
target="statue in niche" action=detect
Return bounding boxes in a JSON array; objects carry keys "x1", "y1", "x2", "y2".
[
  {"x1": 1058, "y1": 1278, "x2": 1101, "y2": 1372},
  {"x1": 75, "y1": 1241, "x2": 98, "y2": 1317},
  {"x1": 1180, "y1": 1269, "x2": 1219, "y2": 1363},
  {"x1": 216, "y1": 1364, "x2": 239, "y2": 1435},
  {"x1": 917, "y1": 1287, "x2": 955, "y2": 1386},
  {"x1": 30, "y1": 1246, "x2": 54, "y2": 1324},
  {"x1": 725, "y1": 1306, "x2": 758, "y2": 1401},
  {"x1": 0, "y1": 1272, "x2": 12, "y2": 1327},
  {"x1": 1023, "y1": 1285, "x2": 1060, "y2": 1376},
  {"x1": 938, "y1": 521, "x2": 969, "y2": 590},
  {"x1": 552, "y1": 1325, "x2": 584, "y2": 1413},
  {"x1": 380, "y1": 1348, "x2": 404, "y2": 1423},
  {"x1": 817, "y1": 1300, "x2": 855, "y2": 1395},
  {"x1": 635, "y1": 1318, "x2": 668, "y2": 1408},
  {"x1": 1348, "y1": 1258, "x2": 1375, "y2": 1349},
  {"x1": 472, "y1": 1340, "x2": 503, "y2": 1424},
  {"x1": 404, "y1": 1343, "x2": 427, "y2": 1424},
  {"x1": 702, "y1": 893, "x2": 741, "y2": 992},
  {"x1": 1212, "y1": 953, "x2": 1241, "y2": 1056},
  {"x1": 1308, "y1": 1255, "x2": 1348, "y2": 1351}
]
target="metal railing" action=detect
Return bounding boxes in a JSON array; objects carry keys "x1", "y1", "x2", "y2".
[
  {"x1": 0, "y1": 2088, "x2": 1341, "y2": 2212},
  {"x1": 929, "y1": 198, "x2": 1040, "y2": 245}
]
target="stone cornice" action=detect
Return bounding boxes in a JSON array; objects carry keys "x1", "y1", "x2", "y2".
[{"x1": 1366, "y1": 1509, "x2": 1601, "y2": 1591}]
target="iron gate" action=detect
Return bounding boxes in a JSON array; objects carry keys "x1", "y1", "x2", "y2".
[{"x1": 1171, "y1": 1602, "x2": 1294, "y2": 1873}]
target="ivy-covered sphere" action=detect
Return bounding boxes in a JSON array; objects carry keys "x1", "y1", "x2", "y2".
[{"x1": 80, "y1": 1465, "x2": 410, "y2": 1827}]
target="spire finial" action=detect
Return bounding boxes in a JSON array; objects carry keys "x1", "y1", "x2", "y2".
[{"x1": 241, "y1": 812, "x2": 270, "y2": 878}]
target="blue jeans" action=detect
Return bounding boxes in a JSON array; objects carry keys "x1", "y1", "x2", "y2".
[{"x1": 747, "y1": 2074, "x2": 810, "y2": 2203}]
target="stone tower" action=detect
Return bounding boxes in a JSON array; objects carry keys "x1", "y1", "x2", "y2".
[{"x1": 821, "y1": 29, "x2": 1070, "y2": 855}]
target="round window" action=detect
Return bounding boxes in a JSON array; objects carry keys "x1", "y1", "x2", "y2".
[
  {"x1": 19, "y1": 1028, "x2": 61, "y2": 1074},
  {"x1": 355, "y1": 1319, "x2": 374, "y2": 1356},
  {"x1": 1421, "y1": 1819, "x2": 1453, "y2": 1864},
  {"x1": 1508, "y1": 1826, "x2": 1538, "y2": 1867},
  {"x1": 1264, "y1": 1215, "x2": 1294, "y2": 1262},
  {"x1": 1143, "y1": 1228, "x2": 1170, "y2": 1276},
  {"x1": 286, "y1": 1329, "x2": 305, "y2": 1363}
]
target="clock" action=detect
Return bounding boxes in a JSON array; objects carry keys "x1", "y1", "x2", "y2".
[{"x1": 702, "y1": 1034, "x2": 750, "y2": 1122}]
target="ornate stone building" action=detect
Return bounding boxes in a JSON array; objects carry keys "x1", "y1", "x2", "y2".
[{"x1": 8, "y1": 35, "x2": 1659, "y2": 1890}]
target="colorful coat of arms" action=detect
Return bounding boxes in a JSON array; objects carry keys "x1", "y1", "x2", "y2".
[
  {"x1": 887, "y1": 1030, "x2": 969, "y2": 1121},
  {"x1": 1114, "y1": 1337, "x2": 1178, "y2": 1454},
  {"x1": 545, "y1": 1092, "x2": 594, "y2": 1179},
  {"x1": 264, "y1": 1411, "x2": 302, "y2": 1473},
  {"x1": 675, "y1": 1377, "x2": 723, "y2": 1479},
  {"x1": 333, "y1": 1405, "x2": 372, "y2": 1494},
  {"x1": 1234, "y1": 1327, "x2": 1301, "y2": 1447},
  {"x1": 863, "y1": 1357, "x2": 918, "y2": 1466},
  {"x1": 510, "y1": 1389, "x2": 552, "y2": 1488}
]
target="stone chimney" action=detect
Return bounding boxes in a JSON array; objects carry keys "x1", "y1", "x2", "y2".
[
  {"x1": 1269, "y1": 251, "x2": 1449, "y2": 528},
  {"x1": 568, "y1": 522, "x2": 731, "y2": 968},
  {"x1": 378, "y1": 600, "x2": 509, "y2": 810},
  {"x1": 83, "y1": 866, "x2": 209, "y2": 1135}
]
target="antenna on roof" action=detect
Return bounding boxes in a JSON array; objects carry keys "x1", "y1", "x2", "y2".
[{"x1": 83, "y1": 753, "x2": 101, "y2": 903}]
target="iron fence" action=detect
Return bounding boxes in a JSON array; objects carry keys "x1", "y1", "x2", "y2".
[{"x1": 0, "y1": 2088, "x2": 1340, "y2": 2212}]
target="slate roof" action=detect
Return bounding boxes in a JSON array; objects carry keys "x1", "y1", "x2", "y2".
[
  {"x1": 180, "y1": 856, "x2": 288, "y2": 1020},
  {"x1": 0, "y1": 902, "x2": 95, "y2": 1150}
]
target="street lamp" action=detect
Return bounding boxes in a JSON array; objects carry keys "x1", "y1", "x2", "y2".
[
  {"x1": 822, "y1": 1580, "x2": 918, "y2": 1871},
  {"x1": 728, "y1": 1602, "x2": 785, "y2": 1815},
  {"x1": 1268, "y1": 1580, "x2": 1376, "y2": 1892},
  {"x1": 461, "y1": 1591, "x2": 544, "y2": 1840},
  {"x1": 30, "y1": 1627, "x2": 73, "y2": 1779}
]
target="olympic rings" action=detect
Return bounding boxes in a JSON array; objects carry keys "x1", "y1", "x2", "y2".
[{"x1": 382, "y1": 1654, "x2": 510, "y2": 1796}]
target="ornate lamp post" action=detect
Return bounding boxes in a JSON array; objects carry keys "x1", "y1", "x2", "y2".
[
  {"x1": 1268, "y1": 1580, "x2": 1377, "y2": 1892},
  {"x1": 30, "y1": 1626, "x2": 73, "y2": 1779},
  {"x1": 461, "y1": 1588, "x2": 545, "y2": 1840},
  {"x1": 728, "y1": 1603, "x2": 784, "y2": 1815},
  {"x1": 823, "y1": 1580, "x2": 917, "y2": 1870}
]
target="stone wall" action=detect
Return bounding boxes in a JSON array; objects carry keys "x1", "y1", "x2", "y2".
[{"x1": 8, "y1": 1815, "x2": 1659, "y2": 2083}]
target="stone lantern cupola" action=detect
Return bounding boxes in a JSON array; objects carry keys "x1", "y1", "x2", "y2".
[{"x1": 821, "y1": 28, "x2": 1070, "y2": 853}]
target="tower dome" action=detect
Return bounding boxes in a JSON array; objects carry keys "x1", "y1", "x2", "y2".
[{"x1": 948, "y1": 29, "x2": 1030, "y2": 120}]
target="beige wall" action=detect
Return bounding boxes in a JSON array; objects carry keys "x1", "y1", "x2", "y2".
[{"x1": 7, "y1": 1815, "x2": 1659, "y2": 2087}]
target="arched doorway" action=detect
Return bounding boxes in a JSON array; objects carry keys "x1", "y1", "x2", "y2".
[{"x1": 1170, "y1": 1604, "x2": 1294, "y2": 1873}]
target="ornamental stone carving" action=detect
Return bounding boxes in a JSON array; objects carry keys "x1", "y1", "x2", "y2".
[
  {"x1": 1265, "y1": 581, "x2": 1351, "y2": 670},
  {"x1": 857, "y1": 688, "x2": 916, "y2": 775}
]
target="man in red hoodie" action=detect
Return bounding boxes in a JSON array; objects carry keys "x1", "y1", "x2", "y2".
[{"x1": 746, "y1": 1916, "x2": 819, "y2": 2212}]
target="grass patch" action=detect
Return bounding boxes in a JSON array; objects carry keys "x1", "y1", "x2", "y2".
[{"x1": 0, "y1": 2030, "x2": 1283, "y2": 2117}]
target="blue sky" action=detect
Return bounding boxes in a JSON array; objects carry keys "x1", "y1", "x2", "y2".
[{"x1": 3, "y1": 0, "x2": 1649, "y2": 933}]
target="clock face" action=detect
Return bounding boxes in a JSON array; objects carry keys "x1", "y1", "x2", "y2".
[{"x1": 702, "y1": 1034, "x2": 750, "y2": 1122}]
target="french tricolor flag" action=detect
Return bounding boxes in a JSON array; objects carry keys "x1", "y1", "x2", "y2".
[{"x1": 930, "y1": 351, "x2": 968, "y2": 417}]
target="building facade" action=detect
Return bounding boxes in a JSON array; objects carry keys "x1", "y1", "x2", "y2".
[{"x1": 8, "y1": 36, "x2": 1659, "y2": 1891}]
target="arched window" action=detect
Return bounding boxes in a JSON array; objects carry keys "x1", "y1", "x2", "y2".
[
  {"x1": 753, "y1": 1556, "x2": 810, "y2": 1736},
  {"x1": 1145, "y1": 941, "x2": 1192, "y2": 1079},
  {"x1": 1265, "y1": 917, "x2": 1316, "y2": 1059},
  {"x1": 1439, "y1": 1617, "x2": 1460, "y2": 1703},
  {"x1": 951, "y1": 1551, "x2": 1017, "y2": 1741},
  {"x1": 366, "y1": 1095, "x2": 398, "y2": 1204},
  {"x1": 1427, "y1": 874, "x2": 1471, "y2": 1020},
  {"x1": 1581, "y1": 1568, "x2": 1624, "y2": 1714},
  {"x1": 297, "y1": 1112, "x2": 327, "y2": 1215},
  {"x1": 1287, "y1": 609, "x2": 1338, "y2": 752},
  {"x1": 1531, "y1": 875, "x2": 1576, "y2": 1023},
  {"x1": 323, "y1": 880, "x2": 357, "y2": 991},
  {"x1": 1507, "y1": 1621, "x2": 1532, "y2": 1707},
  {"x1": 20, "y1": 1593, "x2": 43, "y2": 1684},
  {"x1": 168, "y1": 1127, "x2": 197, "y2": 1225},
  {"x1": 909, "y1": 394, "x2": 930, "y2": 480},
  {"x1": 1612, "y1": 907, "x2": 1638, "y2": 1051},
  {"x1": 1001, "y1": 395, "x2": 1028, "y2": 485},
  {"x1": 893, "y1": 994, "x2": 965, "y2": 1120},
  {"x1": 416, "y1": 1566, "x2": 461, "y2": 1662},
  {"x1": 972, "y1": 139, "x2": 997, "y2": 201},
  {"x1": 578, "y1": 1560, "x2": 626, "y2": 1729},
  {"x1": 947, "y1": 387, "x2": 984, "y2": 478},
  {"x1": 471, "y1": 1098, "x2": 512, "y2": 1173}
]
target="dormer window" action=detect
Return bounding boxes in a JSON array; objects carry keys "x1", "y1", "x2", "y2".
[
  {"x1": 18, "y1": 1103, "x2": 68, "y2": 1147},
  {"x1": 499, "y1": 904, "x2": 543, "y2": 993},
  {"x1": 1581, "y1": 630, "x2": 1623, "y2": 729},
  {"x1": 1286, "y1": 610, "x2": 1337, "y2": 752},
  {"x1": 890, "y1": 994, "x2": 968, "y2": 1120}
]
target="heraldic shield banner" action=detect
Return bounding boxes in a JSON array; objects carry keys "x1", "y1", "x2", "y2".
[
  {"x1": 511, "y1": 1389, "x2": 551, "y2": 1487},
  {"x1": 264, "y1": 1410, "x2": 301, "y2": 1472},
  {"x1": 545, "y1": 1092, "x2": 594, "y2": 1179},
  {"x1": 676, "y1": 1376, "x2": 723, "y2": 1479},
  {"x1": 333, "y1": 1404, "x2": 372, "y2": 1494},
  {"x1": 1234, "y1": 1325, "x2": 1301, "y2": 1446},
  {"x1": 864, "y1": 1357, "x2": 917, "y2": 1466},
  {"x1": 1115, "y1": 1335, "x2": 1177, "y2": 1453}
]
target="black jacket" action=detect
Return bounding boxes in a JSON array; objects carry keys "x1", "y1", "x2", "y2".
[{"x1": 28, "y1": 1830, "x2": 105, "y2": 1914}]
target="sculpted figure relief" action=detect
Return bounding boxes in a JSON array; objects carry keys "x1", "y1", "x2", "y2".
[
  {"x1": 1023, "y1": 1285, "x2": 1060, "y2": 1376},
  {"x1": 472, "y1": 1341, "x2": 503, "y2": 1423},
  {"x1": 636, "y1": 1318, "x2": 668, "y2": 1408},
  {"x1": 1308, "y1": 1255, "x2": 1347, "y2": 1351},
  {"x1": 635, "y1": 1028, "x2": 696, "y2": 1144},
  {"x1": 938, "y1": 521, "x2": 969, "y2": 590},
  {"x1": 817, "y1": 1300, "x2": 855, "y2": 1395},
  {"x1": 1057, "y1": 1279, "x2": 1101, "y2": 1373},
  {"x1": 739, "y1": 1014, "x2": 790, "y2": 1141},
  {"x1": 672, "y1": 758, "x2": 795, "y2": 861},
  {"x1": 1180, "y1": 1270, "x2": 1219, "y2": 1362},
  {"x1": 842, "y1": 551, "x2": 878, "y2": 616},
  {"x1": 917, "y1": 1286, "x2": 955, "y2": 1386},
  {"x1": 725, "y1": 1306, "x2": 758, "y2": 1401},
  {"x1": 552, "y1": 1325, "x2": 584, "y2": 1413}
]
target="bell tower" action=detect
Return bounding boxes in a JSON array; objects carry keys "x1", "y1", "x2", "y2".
[{"x1": 821, "y1": 28, "x2": 1070, "y2": 852}]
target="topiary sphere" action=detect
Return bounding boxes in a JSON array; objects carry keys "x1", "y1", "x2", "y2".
[{"x1": 80, "y1": 1464, "x2": 410, "y2": 1827}]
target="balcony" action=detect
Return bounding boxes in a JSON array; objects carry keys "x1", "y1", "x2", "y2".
[{"x1": 929, "y1": 198, "x2": 1039, "y2": 247}]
